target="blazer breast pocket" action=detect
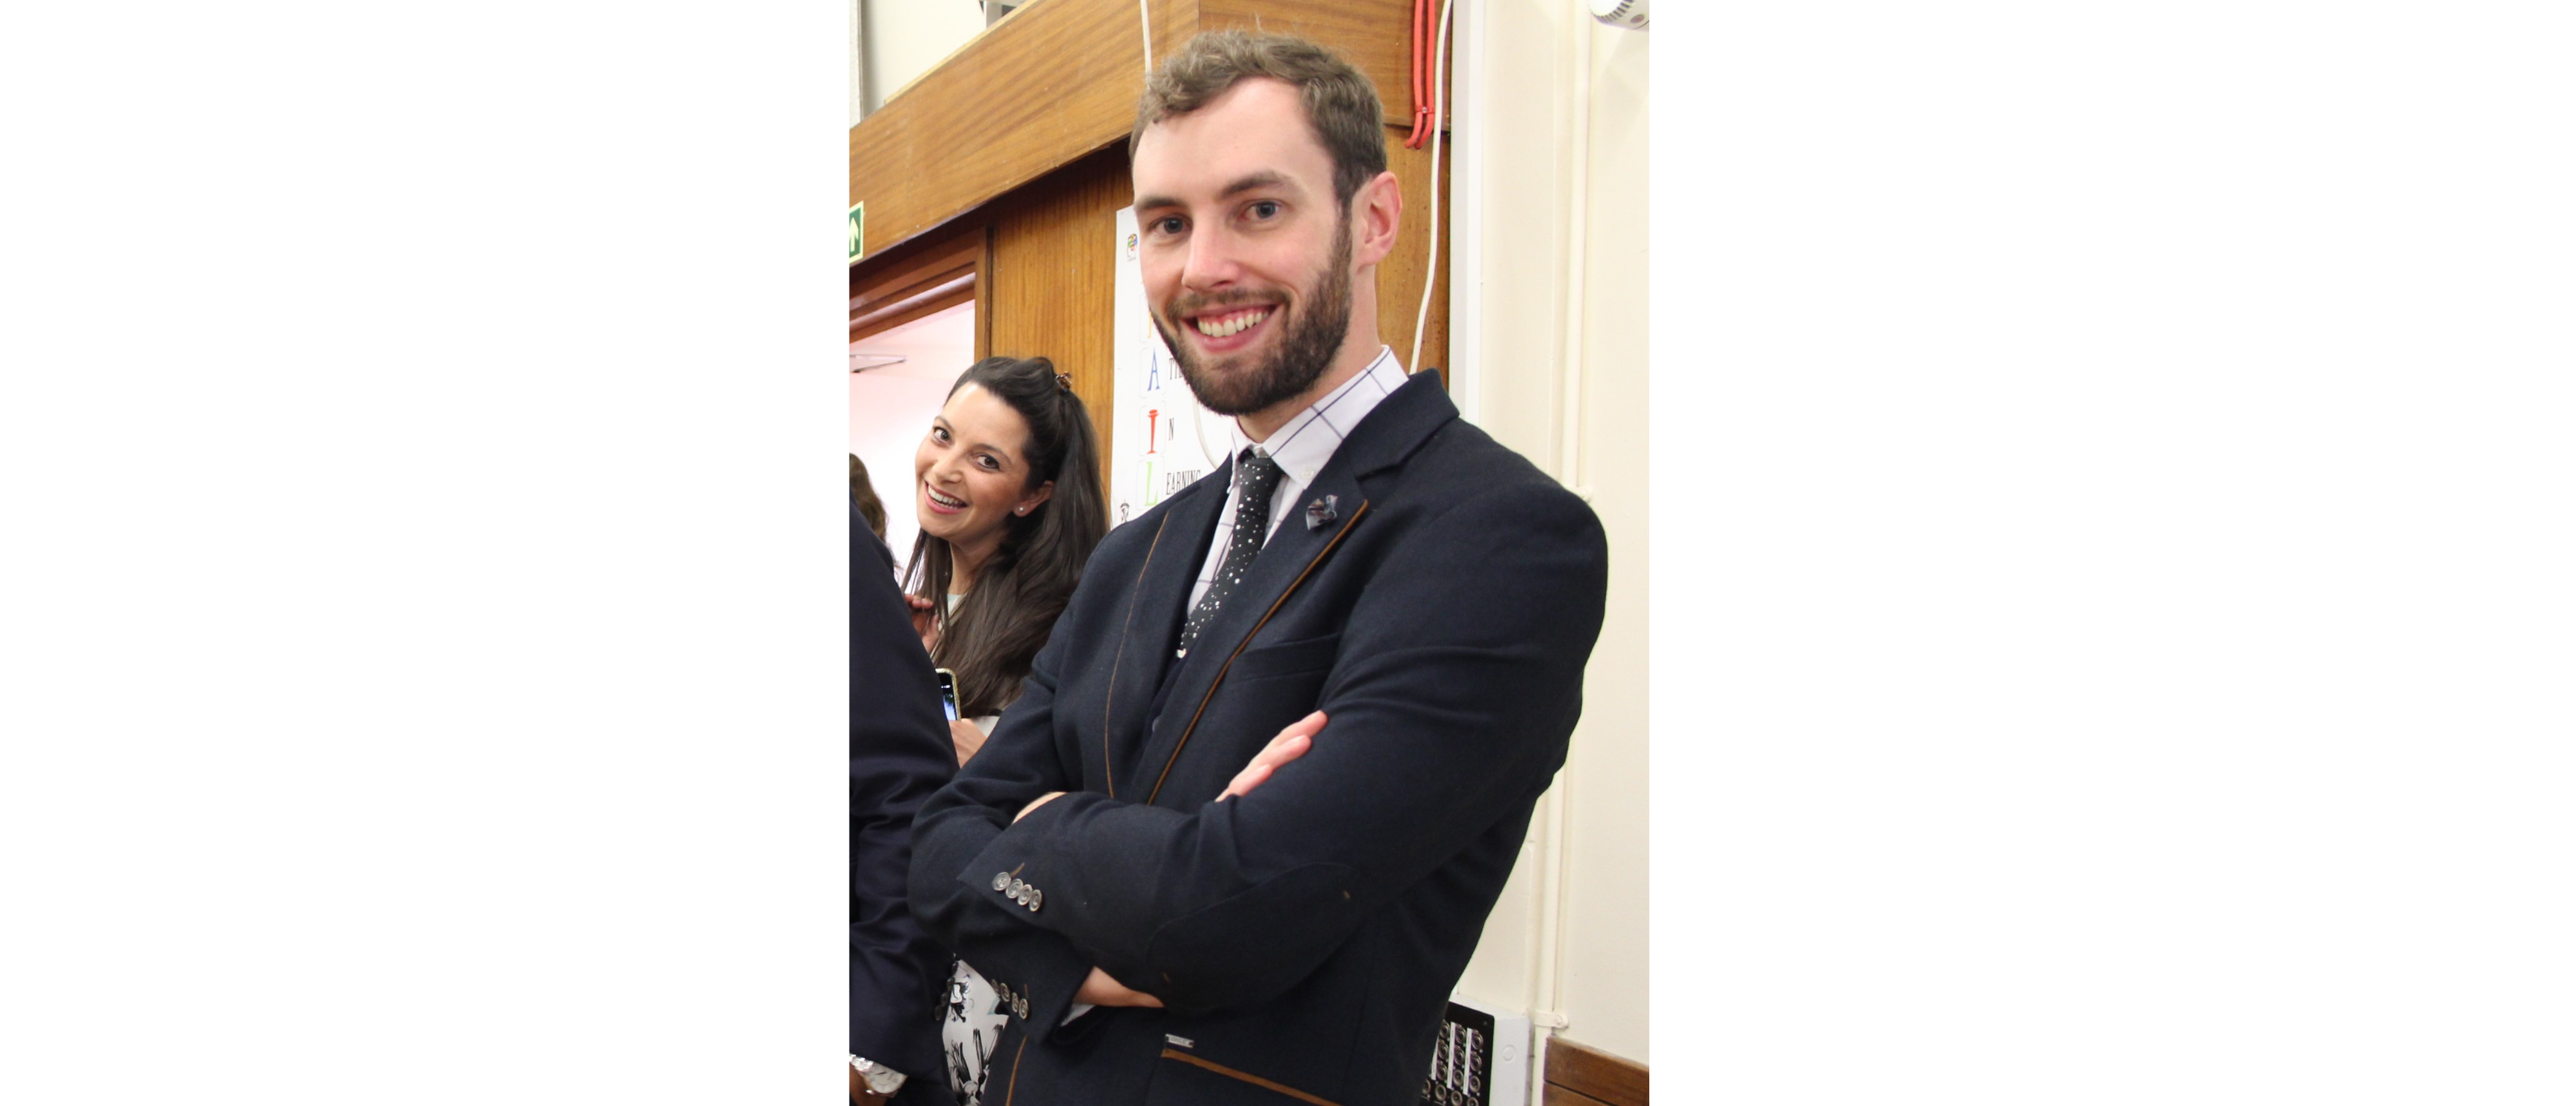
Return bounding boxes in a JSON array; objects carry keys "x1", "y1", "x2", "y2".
[
  {"x1": 1197, "y1": 633, "x2": 1340, "y2": 758},
  {"x1": 1222, "y1": 631, "x2": 1341, "y2": 683}
]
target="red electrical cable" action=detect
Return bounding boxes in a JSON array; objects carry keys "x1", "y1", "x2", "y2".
[{"x1": 1405, "y1": 0, "x2": 1431, "y2": 148}]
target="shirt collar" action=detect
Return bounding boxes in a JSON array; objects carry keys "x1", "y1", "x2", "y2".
[{"x1": 1228, "y1": 347, "x2": 1409, "y2": 488}]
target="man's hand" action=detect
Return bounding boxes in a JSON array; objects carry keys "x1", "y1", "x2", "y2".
[
  {"x1": 1005, "y1": 714, "x2": 1323, "y2": 1020},
  {"x1": 1074, "y1": 966, "x2": 1166, "y2": 1008},
  {"x1": 1217, "y1": 711, "x2": 1326, "y2": 801},
  {"x1": 950, "y1": 718, "x2": 986, "y2": 766},
  {"x1": 1013, "y1": 710, "x2": 1321, "y2": 831},
  {"x1": 1015, "y1": 791, "x2": 1065, "y2": 822}
]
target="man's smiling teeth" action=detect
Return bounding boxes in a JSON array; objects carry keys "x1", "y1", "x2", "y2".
[
  {"x1": 927, "y1": 489, "x2": 966, "y2": 507},
  {"x1": 1194, "y1": 307, "x2": 1272, "y2": 337}
]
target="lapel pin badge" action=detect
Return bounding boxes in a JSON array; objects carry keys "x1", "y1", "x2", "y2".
[{"x1": 1304, "y1": 494, "x2": 1338, "y2": 532}]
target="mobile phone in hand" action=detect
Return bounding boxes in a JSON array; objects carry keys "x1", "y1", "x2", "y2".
[{"x1": 934, "y1": 668, "x2": 960, "y2": 722}]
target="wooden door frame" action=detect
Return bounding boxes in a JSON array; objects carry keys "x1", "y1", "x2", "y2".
[{"x1": 850, "y1": 217, "x2": 993, "y2": 360}]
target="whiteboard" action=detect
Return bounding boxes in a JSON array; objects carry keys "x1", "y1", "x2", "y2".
[{"x1": 1109, "y1": 207, "x2": 1232, "y2": 531}]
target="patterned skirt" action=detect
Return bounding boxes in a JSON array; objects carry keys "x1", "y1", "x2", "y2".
[{"x1": 940, "y1": 959, "x2": 1011, "y2": 1105}]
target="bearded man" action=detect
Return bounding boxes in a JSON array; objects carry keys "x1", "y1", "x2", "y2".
[{"x1": 908, "y1": 30, "x2": 1607, "y2": 1106}]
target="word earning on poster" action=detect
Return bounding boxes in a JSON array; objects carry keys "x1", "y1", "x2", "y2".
[{"x1": 1109, "y1": 207, "x2": 1228, "y2": 529}]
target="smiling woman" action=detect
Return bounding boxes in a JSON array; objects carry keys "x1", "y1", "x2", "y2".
[{"x1": 902, "y1": 356, "x2": 1107, "y2": 732}]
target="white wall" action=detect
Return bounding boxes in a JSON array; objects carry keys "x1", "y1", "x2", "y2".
[
  {"x1": 1448, "y1": 0, "x2": 1651, "y2": 1067},
  {"x1": 853, "y1": 0, "x2": 991, "y2": 119},
  {"x1": 1557, "y1": 14, "x2": 1648, "y2": 1065},
  {"x1": 849, "y1": 2, "x2": 868, "y2": 127}
]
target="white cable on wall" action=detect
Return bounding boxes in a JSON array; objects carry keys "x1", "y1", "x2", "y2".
[
  {"x1": 1556, "y1": 11, "x2": 1590, "y2": 496},
  {"x1": 1444, "y1": 0, "x2": 1486, "y2": 425},
  {"x1": 1407, "y1": 0, "x2": 1456, "y2": 377},
  {"x1": 1530, "y1": 0, "x2": 1594, "y2": 1050},
  {"x1": 1138, "y1": 0, "x2": 1154, "y2": 73}
]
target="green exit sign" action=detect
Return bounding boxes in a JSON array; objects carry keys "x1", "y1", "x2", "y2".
[{"x1": 848, "y1": 203, "x2": 865, "y2": 264}]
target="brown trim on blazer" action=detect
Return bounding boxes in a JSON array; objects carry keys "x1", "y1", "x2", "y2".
[
  {"x1": 1101, "y1": 513, "x2": 1175, "y2": 799},
  {"x1": 1144, "y1": 501, "x2": 1372, "y2": 805},
  {"x1": 1158, "y1": 1049, "x2": 1342, "y2": 1106},
  {"x1": 1000, "y1": 1035, "x2": 1028, "y2": 1105}
]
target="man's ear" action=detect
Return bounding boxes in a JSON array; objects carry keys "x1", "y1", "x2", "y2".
[
  {"x1": 1350, "y1": 169, "x2": 1404, "y2": 268},
  {"x1": 1018, "y1": 480, "x2": 1056, "y2": 515}
]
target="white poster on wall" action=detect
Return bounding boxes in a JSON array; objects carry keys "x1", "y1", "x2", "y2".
[{"x1": 1110, "y1": 206, "x2": 1231, "y2": 531}]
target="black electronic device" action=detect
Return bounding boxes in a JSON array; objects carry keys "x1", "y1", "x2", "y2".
[{"x1": 1422, "y1": 1001, "x2": 1494, "y2": 1105}]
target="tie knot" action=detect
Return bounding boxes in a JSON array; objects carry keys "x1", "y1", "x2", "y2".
[{"x1": 1237, "y1": 448, "x2": 1283, "y2": 495}]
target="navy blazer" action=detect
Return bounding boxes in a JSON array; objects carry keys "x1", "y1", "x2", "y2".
[
  {"x1": 852, "y1": 505, "x2": 961, "y2": 1102},
  {"x1": 910, "y1": 374, "x2": 1608, "y2": 1106}
]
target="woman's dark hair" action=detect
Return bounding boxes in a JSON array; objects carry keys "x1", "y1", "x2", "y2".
[
  {"x1": 849, "y1": 454, "x2": 887, "y2": 540},
  {"x1": 903, "y1": 356, "x2": 1107, "y2": 717}
]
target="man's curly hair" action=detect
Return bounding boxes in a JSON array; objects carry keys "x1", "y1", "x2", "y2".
[{"x1": 1130, "y1": 30, "x2": 1388, "y2": 210}]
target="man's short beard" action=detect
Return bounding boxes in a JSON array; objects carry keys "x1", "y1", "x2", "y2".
[{"x1": 1155, "y1": 220, "x2": 1354, "y2": 418}]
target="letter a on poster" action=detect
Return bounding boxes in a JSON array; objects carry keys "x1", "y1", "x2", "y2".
[{"x1": 1110, "y1": 207, "x2": 1229, "y2": 530}]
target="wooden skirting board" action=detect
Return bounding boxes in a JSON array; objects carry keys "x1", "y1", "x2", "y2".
[{"x1": 1546, "y1": 1037, "x2": 1649, "y2": 1106}]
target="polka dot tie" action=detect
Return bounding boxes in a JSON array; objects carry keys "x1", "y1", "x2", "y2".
[{"x1": 1179, "y1": 447, "x2": 1284, "y2": 656}]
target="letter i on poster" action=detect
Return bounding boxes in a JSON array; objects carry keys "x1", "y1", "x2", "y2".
[{"x1": 1111, "y1": 207, "x2": 1226, "y2": 528}]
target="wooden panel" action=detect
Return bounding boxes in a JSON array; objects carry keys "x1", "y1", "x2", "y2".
[
  {"x1": 851, "y1": 280, "x2": 975, "y2": 344},
  {"x1": 1376, "y1": 122, "x2": 1450, "y2": 383},
  {"x1": 849, "y1": 0, "x2": 1451, "y2": 259},
  {"x1": 1199, "y1": 0, "x2": 1452, "y2": 130},
  {"x1": 852, "y1": 266, "x2": 973, "y2": 328},
  {"x1": 987, "y1": 147, "x2": 1135, "y2": 506},
  {"x1": 1145, "y1": 0, "x2": 1201, "y2": 75},
  {"x1": 1543, "y1": 1085, "x2": 1616, "y2": 1106},
  {"x1": 850, "y1": 218, "x2": 983, "y2": 314},
  {"x1": 1546, "y1": 1038, "x2": 1649, "y2": 1106},
  {"x1": 850, "y1": 0, "x2": 1195, "y2": 258},
  {"x1": 974, "y1": 225, "x2": 996, "y2": 362}
]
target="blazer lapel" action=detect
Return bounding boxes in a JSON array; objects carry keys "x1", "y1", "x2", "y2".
[
  {"x1": 1096, "y1": 473, "x2": 1228, "y2": 798},
  {"x1": 1130, "y1": 372, "x2": 1461, "y2": 804},
  {"x1": 1195, "y1": 372, "x2": 1457, "y2": 657}
]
